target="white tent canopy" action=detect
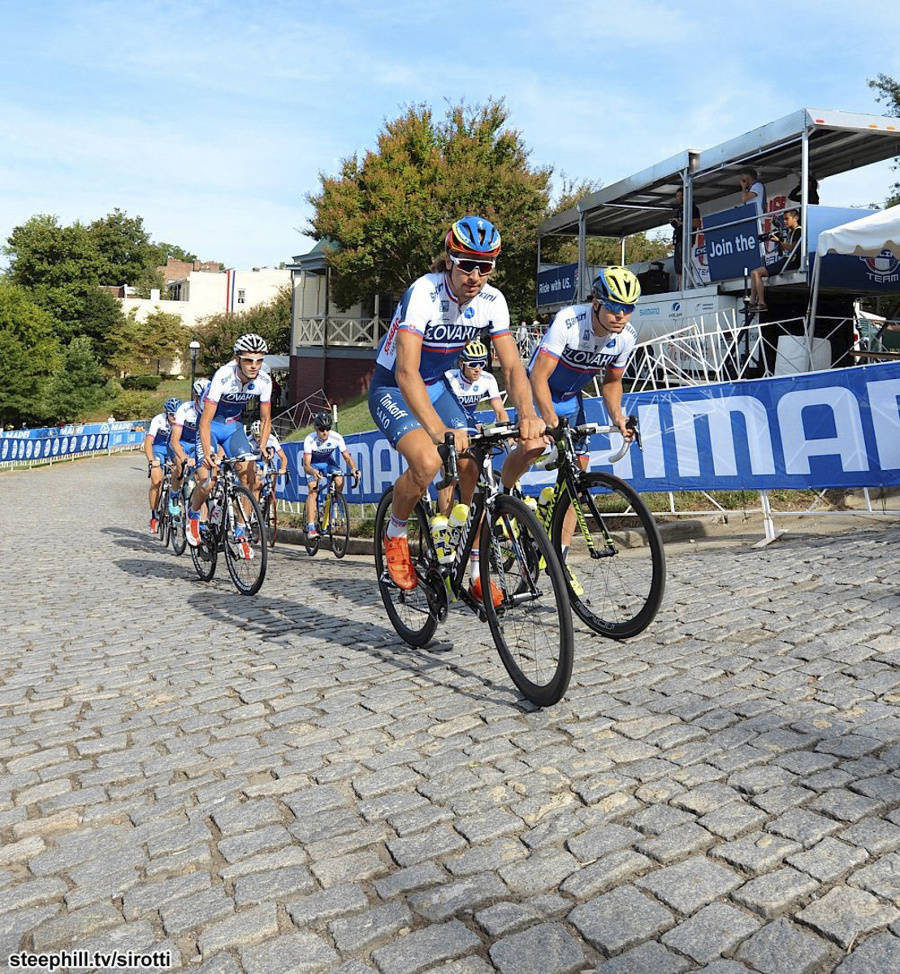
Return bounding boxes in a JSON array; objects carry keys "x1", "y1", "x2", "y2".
[
  {"x1": 815, "y1": 203, "x2": 900, "y2": 258},
  {"x1": 263, "y1": 355, "x2": 290, "y2": 371},
  {"x1": 809, "y1": 204, "x2": 900, "y2": 329}
]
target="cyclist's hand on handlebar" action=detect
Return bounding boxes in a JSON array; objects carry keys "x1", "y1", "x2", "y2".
[
  {"x1": 518, "y1": 414, "x2": 549, "y2": 445},
  {"x1": 613, "y1": 415, "x2": 634, "y2": 441},
  {"x1": 433, "y1": 426, "x2": 468, "y2": 454}
]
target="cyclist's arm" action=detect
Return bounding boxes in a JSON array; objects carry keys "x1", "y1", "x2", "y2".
[
  {"x1": 493, "y1": 332, "x2": 543, "y2": 441},
  {"x1": 601, "y1": 368, "x2": 632, "y2": 439},
  {"x1": 488, "y1": 396, "x2": 509, "y2": 425},
  {"x1": 303, "y1": 452, "x2": 318, "y2": 480},
  {"x1": 144, "y1": 433, "x2": 156, "y2": 466},
  {"x1": 170, "y1": 425, "x2": 187, "y2": 463},
  {"x1": 257, "y1": 400, "x2": 272, "y2": 457},
  {"x1": 341, "y1": 450, "x2": 359, "y2": 477},
  {"x1": 528, "y1": 350, "x2": 561, "y2": 431},
  {"x1": 276, "y1": 447, "x2": 288, "y2": 474},
  {"x1": 198, "y1": 399, "x2": 219, "y2": 465},
  {"x1": 395, "y1": 331, "x2": 465, "y2": 448}
]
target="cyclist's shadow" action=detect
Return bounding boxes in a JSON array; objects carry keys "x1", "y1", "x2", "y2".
[{"x1": 187, "y1": 587, "x2": 531, "y2": 709}]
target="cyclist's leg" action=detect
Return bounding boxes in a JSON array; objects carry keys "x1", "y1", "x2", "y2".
[
  {"x1": 500, "y1": 404, "x2": 546, "y2": 489},
  {"x1": 306, "y1": 462, "x2": 330, "y2": 534},
  {"x1": 187, "y1": 434, "x2": 220, "y2": 546},
  {"x1": 560, "y1": 399, "x2": 590, "y2": 548},
  {"x1": 148, "y1": 446, "x2": 166, "y2": 527}
]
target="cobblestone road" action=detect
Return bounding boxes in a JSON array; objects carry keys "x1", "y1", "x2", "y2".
[{"x1": 3, "y1": 453, "x2": 900, "y2": 974}]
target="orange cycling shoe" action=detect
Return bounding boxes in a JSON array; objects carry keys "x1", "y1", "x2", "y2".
[
  {"x1": 384, "y1": 535, "x2": 418, "y2": 590},
  {"x1": 470, "y1": 576, "x2": 502, "y2": 607}
]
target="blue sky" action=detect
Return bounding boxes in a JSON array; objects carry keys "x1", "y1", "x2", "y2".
[{"x1": 2, "y1": 0, "x2": 899, "y2": 273}]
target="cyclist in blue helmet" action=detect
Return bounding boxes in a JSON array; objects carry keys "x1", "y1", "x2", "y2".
[
  {"x1": 143, "y1": 397, "x2": 182, "y2": 534},
  {"x1": 368, "y1": 216, "x2": 545, "y2": 604}
]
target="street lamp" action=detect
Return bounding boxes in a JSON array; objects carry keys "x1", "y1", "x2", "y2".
[{"x1": 189, "y1": 340, "x2": 200, "y2": 387}]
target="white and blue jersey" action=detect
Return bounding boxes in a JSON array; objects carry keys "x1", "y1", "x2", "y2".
[
  {"x1": 443, "y1": 368, "x2": 501, "y2": 429},
  {"x1": 146, "y1": 413, "x2": 170, "y2": 463},
  {"x1": 170, "y1": 401, "x2": 200, "y2": 456},
  {"x1": 374, "y1": 272, "x2": 510, "y2": 384},
  {"x1": 304, "y1": 431, "x2": 346, "y2": 481},
  {"x1": 203, "y1": 362, "x2": 272, "y2": 458},
  {"x1": 528, "y1": 303, "x2": 636, "y2": 402}
]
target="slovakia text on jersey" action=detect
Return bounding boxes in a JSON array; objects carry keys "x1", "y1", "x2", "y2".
[
  {"x1": 205, "y1": 363, "x2": 273, "y2": 423},
  {"x1": 528, "y1": 303, "x2": 637, "y2": 400},
  {"x1": 375, "y1": 272, "x2": 510, "y2": 383},
  {"x1": 303, "y1": 431, "x2": 347, "y2": 466}
]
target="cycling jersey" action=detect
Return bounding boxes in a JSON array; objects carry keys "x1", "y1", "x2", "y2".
[
  {"x1": 303, "y1": 431, "x2": 346, "y2": 466},
  {"x1": 249, "y1": 431, "x2": 282, "y2": 455},
  {"x1": 528, "y1": 303, "x2": 636, "y2": 401},
  {"x1": 443, "y1": 368, "x2": 501, "y2": 412},
  {"x1": 205, "y1": 362, "x2": 272, "y2": 422},
  {"x1": 374, "y1": 272, "x2": 510, "y2": 383},
  {"x1": 171, "y1": 402, "x2": 200, "y2": 449},
  {"x1": 146, "y1": 413, "x2": 171, "y2": 448}
]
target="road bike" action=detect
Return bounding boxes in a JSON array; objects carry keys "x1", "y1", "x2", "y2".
[
  {"x1": 304, "y1": 471, "x2": 355, "y2": 559},
  {"x1": 534, "y1": 416, "x2": 665, "y2": 639},
  {"x1": 189, "y1": 455, "x2": 268, "y2": 595},
  {"x1": 374, "y1": 424, "x2": 574, "y2": 707},
  {"x1": 258, "y1": 458, "x2": 280, "y2": 547},
  {"x1": 151, "y1": 460, "x2": 179, "y2": 551}
]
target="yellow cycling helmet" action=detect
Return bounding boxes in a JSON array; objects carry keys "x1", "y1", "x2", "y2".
[
  {"x1": 460, "y1": 339, "x2": 488, "y2": 364},
  {"x1": 591, "y1": 266, "x2": 641, "y2": 306}
]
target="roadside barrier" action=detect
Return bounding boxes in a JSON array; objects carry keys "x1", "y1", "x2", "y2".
[{"x1": 0, "y1": 422, "x2": 146, "y2": 469}]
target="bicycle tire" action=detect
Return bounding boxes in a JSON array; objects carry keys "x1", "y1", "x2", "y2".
[
  {"x1": 157, "y1": 482, "x2": 171, "y2": 547},
  {"x1": 223, "y1": 484, "x2": 268, "y2": 596},
  {"x1": 551, "y1": 472, "x2": 665, "y2": 639},
  {"x1": 480, "y1": 494, "x2": 574, "y2": 707},
  {"x1": 330, "y1": 493, "x2": 350, "y2": 558},
  {"x1": 262, "y1": 493, "x2": 277, "y2": 547},
  {"x1": 170, "y1": 488, "x2": 187, "y2": 556},
  {"x1": 189, "y1": 515, "x2": 218, "y2": 582},
  {"x1": 374, "y1": 488, "x2": 438, "y2": 647}
]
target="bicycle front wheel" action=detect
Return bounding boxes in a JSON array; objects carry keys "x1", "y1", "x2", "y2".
[
  {"x1": 374, "y1": 488, "x2": 438, "y2": 647},
  {"x1": 551, "y1": 472, "x2": 666, "y2": 639},
  {"x1": 262, "y1": 493, "x2": 277, "y2": 547},
  {"x1": 170, "y1": 489, "x2": 187, "y2": 556},
  {"x1": 480, "y1": 494, "x2": 574, "y2": 707},
  {"x1": 190, "y1": 516, "x2": 218, "y2": 582},
  {"x1": 223, "y1": 484, "x2": 268, "y2": 595},
  {"x1": 157, "y1": 484, "x2": 171, "y2": 548},
  {"x1": 330, "y1": 493, "x2": 350, "y2": 559}
]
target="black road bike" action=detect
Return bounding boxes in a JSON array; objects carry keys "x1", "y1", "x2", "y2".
[{"x1": 374, "y1": 424, "x2": 574, "y2": 707}]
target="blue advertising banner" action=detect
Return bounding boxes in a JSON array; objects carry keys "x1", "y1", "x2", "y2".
[
  {"x1": 278, "y1": 363, "x2": 900, "y2": 503},
  {"x1": 0, "y1": 422, "x2": 145, "y2": 463},
  {"x1": 702, "y1": 203, "x2": 762, "y2": 281},
  {"x1": 537, "y1": 263, "x2": 579, "y2": 307}
]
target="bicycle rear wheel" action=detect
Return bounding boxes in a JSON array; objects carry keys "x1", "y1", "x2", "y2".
[
  {"x1": 374, "y1": 488, "x2": 438, "y2": 647},
  {"x1": 157, "y1": 483, "x2": 171, "y2": 547},
  {"x1": 480, "y1": 494, "x2": 574, "y2": 707},
  {"x1": 223, "y1": 484, "x2": 268, "y2": 595},
  {"x1": 170, "y1": 488, "x2": 187, "y2": 556},
  {"x1": 190, "y1": 515, "x2": 218, "y2": 582},
  {"x1": 330, "y1": 493, "x2": 350, "y2": 558},
  {"x1": 551, "y1": 472, "x2": 665, "y2": 639}
]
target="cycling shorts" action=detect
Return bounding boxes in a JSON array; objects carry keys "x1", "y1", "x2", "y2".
[
  {"x1": 368, "y1": 366, "x2": 468, "y2": 448},
  {"x1": 197, "y1": 419, "x2": 253, "y2": 465},
  {"x1": 307, "y1": 460, "x2": 341, "y2": 486},
  {"x1": 150, "y1": 445, "x2": 168, "y2": 467}
]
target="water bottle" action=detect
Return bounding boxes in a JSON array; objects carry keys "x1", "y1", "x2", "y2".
[
  {"x1": 448, "y1": 503, "x2": 470, "y2": 547},
  {"x1": 537, "y1": 486, "x2": 555, "y2": 525},
  {"x1": 430, "y1": 514, "x2": 453, "y2": 565},
  {"x1": 515, "y1": 481, "x2": 538, "y2": 514}
]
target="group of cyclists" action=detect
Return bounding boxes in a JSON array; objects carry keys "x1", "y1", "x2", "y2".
[{"x1": 142, "y1": 214, "x2": 642, "y2": 601}]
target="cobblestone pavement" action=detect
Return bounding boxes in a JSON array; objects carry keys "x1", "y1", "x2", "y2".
[{"x1": 3, "y1": 453, "x2": 900, "y2": 974}]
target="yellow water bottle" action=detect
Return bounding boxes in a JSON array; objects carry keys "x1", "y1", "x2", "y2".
[
  {"x1": 430, "y1": 514, "x2": 452, "y2": 565},
  {"x1": 537, "y1": 486, "x2": 555, "y2": 525},
  {"x1": 448, "y1": 502, "x2": 470, "y2": 546}
]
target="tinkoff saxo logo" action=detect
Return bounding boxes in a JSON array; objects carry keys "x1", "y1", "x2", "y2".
[{"x1": 862, "y1": 249, "x2": 900, "y2": 284}]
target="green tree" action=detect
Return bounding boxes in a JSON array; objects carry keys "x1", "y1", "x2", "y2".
[
  {"x1": 0, "y1": 281, "x2": 60, "y2": 426},
  {"x1": 108, "y1": 308, "x2": 189, "y2": 377},
  {"x1": 191, "y1": 286, "x2": 291, "y2": 375},
  {"x1": 307, "y1": 99, "x2": 552, "y2": 311},
  {"x1": 4, "y1": 215, "x2": 103, "y2": 289},
  {"x1": 868, "y1": 73, "x2": 900, "y2": 206},
  {"x1": 43, "y1": 336, "x2": 109, "y2": 423}
]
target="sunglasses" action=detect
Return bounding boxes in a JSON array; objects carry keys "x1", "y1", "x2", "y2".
[
  {"x1": 448, "y1": 254, "x2": 495, "y2": 276},
  {"x1": 239, "y1": 357, "x2": 264, "y2": 366},
  {"x1": 600, "y1": 299, "x2": 636, "y2": 316},
  {"x1": 463, "y1": 360, "x2": 487, "y2": 369}
]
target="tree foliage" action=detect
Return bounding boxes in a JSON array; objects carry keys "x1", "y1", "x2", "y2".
[
  {"x1": 869, "y1": 73, "x2": 900, "y2": 206},
  {"x1": 191, "y1": 285, "x2": 291, "y2": 375},
  {"x1": 308, "y1": 99, "x2": 552, "y2": 311},
  {"x1": 43, "y1": 336, "x2": 108, "y2": 423},
  {"x1": 108, "y1": 308, "x2": 189, "y2": 377},
  {"x1": 0, "y1": 282, "x2": 60, "y2": 426}
]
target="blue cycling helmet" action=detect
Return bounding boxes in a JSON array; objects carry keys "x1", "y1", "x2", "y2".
[
  {"x1": 164, "y1": 397, "x2": 182, "y2": 415},
  {"x1": 445, "y1": 216, "x2": 501, "y2": 259}
]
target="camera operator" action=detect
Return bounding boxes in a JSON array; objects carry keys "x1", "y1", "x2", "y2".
[
  {"x1": 671, "y1": 187, "x2": 702, "y2": 288},
  {"x1": 748, "y1": 208, "x2": 801, "y2": 312}
]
